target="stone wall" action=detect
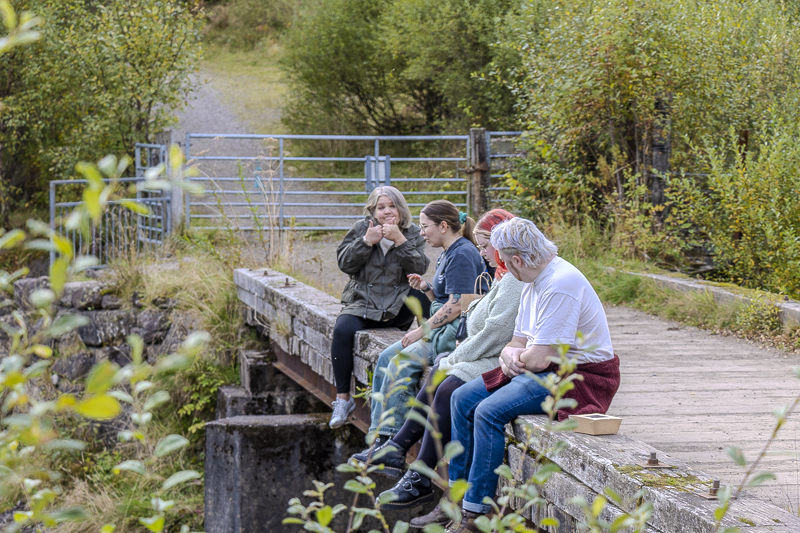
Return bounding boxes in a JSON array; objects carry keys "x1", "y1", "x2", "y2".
[
  {"x1": 9, "y1": 276, "x2": 201, "y2": 391},
  {"x1": 233, "y1": 267, "x2": 800, "y2": 532}
]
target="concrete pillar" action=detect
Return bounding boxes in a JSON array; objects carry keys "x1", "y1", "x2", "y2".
[{"x1": 205, "y1": 415, "x2": 440, "y2": 533}]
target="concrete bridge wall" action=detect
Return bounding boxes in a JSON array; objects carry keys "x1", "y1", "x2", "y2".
[{"x1": 232, "y1": 267, "x2": 800, "y2": 532}]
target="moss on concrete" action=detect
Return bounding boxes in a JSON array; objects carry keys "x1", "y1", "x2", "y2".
[{"x1": 612, "y1": 464, "x2": 708, "y2": 492}]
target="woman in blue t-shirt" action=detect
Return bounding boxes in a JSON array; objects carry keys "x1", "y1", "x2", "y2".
[{"x1": 351, "y1": 199, "x2": 489, "y2": 471}]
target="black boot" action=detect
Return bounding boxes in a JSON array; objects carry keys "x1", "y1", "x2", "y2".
[
  {"x1": 349, "y1": 438, "x2": 407, "y2": 479},
  {"x1": 377, "y1": 470, "x2": 434, "y2": 510}
]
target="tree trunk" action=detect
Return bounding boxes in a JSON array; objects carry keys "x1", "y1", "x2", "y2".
[{"x1": 651, "y1": 96, "x2": 671, "y2": 213}]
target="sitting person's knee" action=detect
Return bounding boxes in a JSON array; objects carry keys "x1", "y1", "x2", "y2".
[{"x1": 473, "y1": 401, "x2": 496, "y2": 426}]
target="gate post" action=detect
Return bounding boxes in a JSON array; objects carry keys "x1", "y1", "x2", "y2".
[
  {"x1": 155, "y1": 130, "x2": 182, "y2": 232},
  {"x1": 469, "y1": 128, "x2": 490, "y2": 217}
]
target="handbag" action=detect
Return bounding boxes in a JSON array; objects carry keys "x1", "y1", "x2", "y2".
[
  {"x1": 455, "y1": 313, "x2": 469, "y2": 342},
  {"x1": 455, "y1": 271, "x2": 492, "y2": 344}
]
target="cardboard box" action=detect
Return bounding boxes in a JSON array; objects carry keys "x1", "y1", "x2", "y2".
[{"x1": 569, "y1": 413, "x2": 622, "y2": 435}]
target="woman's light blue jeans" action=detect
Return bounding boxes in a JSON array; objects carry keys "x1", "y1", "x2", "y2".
[
  {"x1": 448, "y1": 373, "x2": 553, "y2": 514},
  {"x1": 369, "y1": 338, "x2": 431, "y2": 436}
]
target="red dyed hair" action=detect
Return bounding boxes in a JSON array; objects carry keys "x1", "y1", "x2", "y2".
[{"x1": 474, "y1": 209, "x2": 516, "y2": 279}]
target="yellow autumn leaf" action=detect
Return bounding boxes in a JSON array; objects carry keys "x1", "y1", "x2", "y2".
[{"x1": 74, "y1": 395, "x2": 121, "y2": 420}]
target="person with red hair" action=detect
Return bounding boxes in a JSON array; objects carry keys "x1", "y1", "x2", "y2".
[{"x1": 353, "y1": 209, "x2": 524, "y2": 524}]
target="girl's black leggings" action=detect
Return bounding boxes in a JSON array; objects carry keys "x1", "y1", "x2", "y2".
[
  {"x1": 391, "y1": 367, "x2": 466, "y2": 469},
  {"x1": 331, "y1": 289, "x2": 430, "y2": 394}
]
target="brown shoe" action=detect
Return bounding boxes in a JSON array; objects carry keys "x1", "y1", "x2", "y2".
[
  {"x1": 445, "y1": 510, "x2": 482, "y2": 533},
  {"x1": 409, "y1": 501, "x2": 449, "y2": 529}
]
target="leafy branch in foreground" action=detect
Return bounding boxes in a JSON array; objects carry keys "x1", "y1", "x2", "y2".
[{"x1": 1, "y1": 133, "x2": 204, "y2": 532}]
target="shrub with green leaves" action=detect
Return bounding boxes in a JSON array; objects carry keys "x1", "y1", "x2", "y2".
[
  {"x1": 0, "y1": 8, "x2": 206, "y2": 517},
  {"x1": 670, "y1": 122, "x2": 800, "y2": 297},
  {"x1": 503, "y1": 0, "x2": 800, "y2": 188},
  {"x1": 0, "y1": 149, "x2": 206, "y2": 533},
  {"x1": 0, "y1": 0, "x2": 202, "y2": 215},
  {"x1": 280, "y1": 0, "x2": 520, "y2": 135}
]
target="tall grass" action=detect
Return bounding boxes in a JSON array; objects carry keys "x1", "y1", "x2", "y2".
[{"x1": 107, "y1": 244, "x2": 245, "y2": 363}]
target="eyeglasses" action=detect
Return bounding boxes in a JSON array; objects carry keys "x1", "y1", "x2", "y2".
[
  {"x1": 476, "y1": 243, "x2": 488, "y2": 251},
  {"x1": 419, "y1": 223, "x2": 436, "y2": 231}
]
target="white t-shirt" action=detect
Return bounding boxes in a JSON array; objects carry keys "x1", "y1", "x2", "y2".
[{"x1": 513, "y1": 256, "x2": 614, "y2": 364}]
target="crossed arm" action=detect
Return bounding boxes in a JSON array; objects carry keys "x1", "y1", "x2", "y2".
[{"x1": 499, "y1": 336, "x2": 558, "y2": 377}]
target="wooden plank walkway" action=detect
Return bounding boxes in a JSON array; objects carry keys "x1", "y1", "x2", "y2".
[{"x1": 606, "y1": 305, "x2": 800, "y2": 514}]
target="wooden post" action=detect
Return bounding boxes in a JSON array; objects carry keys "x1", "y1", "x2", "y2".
[{"x1": 469, "y1": 128, "x2": 490, "y2": 217}]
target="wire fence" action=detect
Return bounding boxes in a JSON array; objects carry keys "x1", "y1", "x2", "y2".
[{"x1": 47, "y1": 131, "x2": 528, "y2": 266}]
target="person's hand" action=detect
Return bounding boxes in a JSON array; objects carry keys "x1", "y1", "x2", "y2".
[
  {"x1": 382, "y1": 218, "x2": 406, "y2": 245},
  {"x1": 500, "y1": 346, "x2": 526, "y2": 377},
  {"x1": 364, "y1": 220, "x2": 383, "y2": 245},
  {"x1": 499, "y1": 355, "x2": 513, "y2": 378},
  {"x1": 401, "y1": 327, "x2": 425, "y2": 348},
  {"x1": 407, "y1": 274, "x2": 427, "y2": 291}
]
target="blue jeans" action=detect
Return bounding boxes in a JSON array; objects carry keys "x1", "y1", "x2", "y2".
[
  {"x1": 369, "y1": 339, "x2": 432, "y2": 436},
  {"x1": 448, "y1": 373, "x2": 552, "y2": 514}
]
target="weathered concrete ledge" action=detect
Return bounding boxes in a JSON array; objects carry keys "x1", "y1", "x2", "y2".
[
  {"x1": 234, "y1": 267, "x2": 800, "y2": 531},
  {"x1": 631, "y1": 272, "x2": 800, "y2": 326},
  {"x1": 235, "y1": 268, "x2": 400, "y2": 393},
  {"x1": 509, "y1": 415, "x2": 800, "y2": 532},
  {"x1": 216, "y1": 350, "x2": 328, "y2": 418}
]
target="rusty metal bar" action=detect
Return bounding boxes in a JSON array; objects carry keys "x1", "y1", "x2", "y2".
[
  {"x1": 270, "y1": 342, "x2": 428, "y2": 465},
  {"x1": 272, "y1": 342, "x2": 370, "y2": 434}
]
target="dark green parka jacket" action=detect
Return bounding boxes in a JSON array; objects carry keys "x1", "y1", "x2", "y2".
[{"x1": 337, "y1": 218, "x2": 430, "y2": 321}]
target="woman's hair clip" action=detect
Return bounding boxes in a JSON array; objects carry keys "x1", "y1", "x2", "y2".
[{"x1": 458, "y1": 211, "x2": 467, "y2": 224}]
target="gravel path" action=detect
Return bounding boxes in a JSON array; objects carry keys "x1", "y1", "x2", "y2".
[
  {"x1": 174, "y1": 71, "x2": 255, "y2": 142},
  {"x1": 174, "y1": 70, "x2": 360, "y2": 229}
]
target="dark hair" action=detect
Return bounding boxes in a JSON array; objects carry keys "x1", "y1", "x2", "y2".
[{"x1": 420, "y1": 200, "x2": 477, "y2": 246}]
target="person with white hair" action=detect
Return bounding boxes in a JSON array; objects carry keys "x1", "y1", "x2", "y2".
[{"x1": 443, "y1": 217, "x2": 620, "y2": 533}]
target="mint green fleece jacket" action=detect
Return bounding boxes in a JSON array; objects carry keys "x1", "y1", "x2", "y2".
[{"x1": 436, "y1": 272, "x2": 524, "y2": 383}]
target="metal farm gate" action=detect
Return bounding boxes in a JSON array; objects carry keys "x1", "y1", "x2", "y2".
[{"x1": 182, "y1": 130, "x2": 523, "y2": 231}]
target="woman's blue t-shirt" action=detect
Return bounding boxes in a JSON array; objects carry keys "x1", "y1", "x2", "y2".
[{"x1": 431, "y1": 236, "x2": 489, "y2": 304}]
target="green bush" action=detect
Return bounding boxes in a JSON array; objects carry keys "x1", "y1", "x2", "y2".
[
  {"x1": 280, "y1": 0, "x2": 520, "y2": 135},
  {"x1": 0, "y1": 0, "x2": 202, "y2": 215},
  {"x1": 499, "y1": 0, "x2": 800, "y2": 289},
  {"x1": 503, "y1": 0, "x2": 800, "y2": 183},
  {"x1": 204, "y1": 0, "x2": 299, "y2": 49},
  {"x1": 671, "y1": 123, "x2": 800, "y2": 297}
]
